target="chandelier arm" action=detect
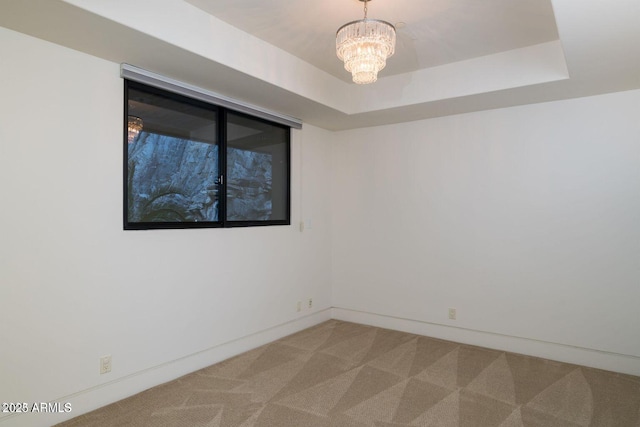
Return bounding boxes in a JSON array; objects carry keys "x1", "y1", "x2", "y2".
[{"x1": 336, "y1": 18, "x2": 396, "y2": 36}]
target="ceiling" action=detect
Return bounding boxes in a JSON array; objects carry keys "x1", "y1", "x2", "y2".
[
  {"x1": 185, "y1": 0, "x2": 559, "y2": 83},
  {"x1": 0, "y1": 0, "x2": 639, "y2": 131}
]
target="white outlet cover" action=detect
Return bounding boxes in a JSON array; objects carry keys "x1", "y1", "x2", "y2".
[{"x1": 100, "y1": 355, "x2": 112, "y2": 374}]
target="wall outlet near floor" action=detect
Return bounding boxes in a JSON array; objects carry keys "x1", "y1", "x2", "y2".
[
  {"x1": 308, "y1": 298, "x2": 313, "y2": 309},
  {"x1": 296, "y1": 301, "x2": 302, "y2": 312},
  {"x1": 100, "y1": 355, "x2": 112, "y2": 374},
  {"x1": 448, "y1": 308, "x2": 457, "y2": 320}
]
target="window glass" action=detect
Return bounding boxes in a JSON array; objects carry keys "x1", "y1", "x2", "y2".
[
  {"x1": 226, "y1": 111, "x2": 289, "y2": 223},
  {"x1": 126, "y1": 84, "x2": 220, "y2": 226}
]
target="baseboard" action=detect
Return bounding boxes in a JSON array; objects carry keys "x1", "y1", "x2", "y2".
[
  {"x1": 331, "y1": 307, "x2": 640, "y2": 377},
  {"x1": 4, "y1": 306, "x2": 636, "y2": 427},
  {"x1": 0, "y1": 309, "x2": 332, "y2": 427}
]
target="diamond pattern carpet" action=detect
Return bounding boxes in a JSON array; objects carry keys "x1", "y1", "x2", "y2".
[{"x1": 57, "y1": 320, "x2": 640, "y2": 426}]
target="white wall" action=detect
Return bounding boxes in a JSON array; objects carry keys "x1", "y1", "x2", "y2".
[
  {"x1": 332, "y1": 90, "x2": 640, "y2": 374},
  {"x1": 2, "y1": 18, "x2": 639, "y2": 427},
  {"x1": 0, "y1": 27, "x2": 333, "y2": 426}
]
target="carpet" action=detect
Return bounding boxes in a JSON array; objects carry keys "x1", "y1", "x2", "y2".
[{"x1": 57, "y1": 320, "x2": 640, "y2": 426}]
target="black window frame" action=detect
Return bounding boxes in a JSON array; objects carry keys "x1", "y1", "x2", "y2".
[{"x1": 124, "y1": 80, "x2": 291, "y2": 230}]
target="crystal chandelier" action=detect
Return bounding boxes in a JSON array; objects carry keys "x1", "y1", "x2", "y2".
[
  {"x1": 336, "y1": 0, "x2": 396, "y2": 84},
  {"x1": 127, "y1": 116, "x2": 143, "y2": 143}
]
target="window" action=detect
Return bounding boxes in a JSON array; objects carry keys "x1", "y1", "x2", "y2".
[{"x1": 124, "y1": 80, "x2": 290, "y2": 229}]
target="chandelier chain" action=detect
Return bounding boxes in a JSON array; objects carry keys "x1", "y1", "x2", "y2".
[{"x1": 363, "y1": 0, "x2": 368, "y2": 19}]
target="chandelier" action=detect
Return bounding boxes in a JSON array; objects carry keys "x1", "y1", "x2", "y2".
[
  {"x1": 336, "y1": 0, "x2": 396, "y2": 84},
  {"x1": 127, "y1": 116, "x2": 143, "y2": 143}
]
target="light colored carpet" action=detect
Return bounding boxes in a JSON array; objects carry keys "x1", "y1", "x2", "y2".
[{"x1": 57, "y1": 320, "x2": 640, "y2": 426}]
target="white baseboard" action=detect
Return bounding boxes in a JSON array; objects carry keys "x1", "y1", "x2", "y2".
[
  {"x1": 332, "y1": 307, "x2": 640, "y2": 377},
  {"x1": 0, "y1": 309, "x2": 332, "y2": 427},
  {"x1": 3, "y1": 306, "x2": 636, "y2": 427}
]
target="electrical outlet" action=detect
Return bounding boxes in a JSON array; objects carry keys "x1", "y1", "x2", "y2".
[
  {"x1": 448, "y1": 308, "x2": 457, "y2": 320},
  {"x1": 296, "y1": 301, "x2": 302, "y2": 312},
  {"x1": 308, "y1": 298, "x2": 313, "y2": 309},
  {"x1": 100, "y1": 355, "x2": 112, "y2": 374}
]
